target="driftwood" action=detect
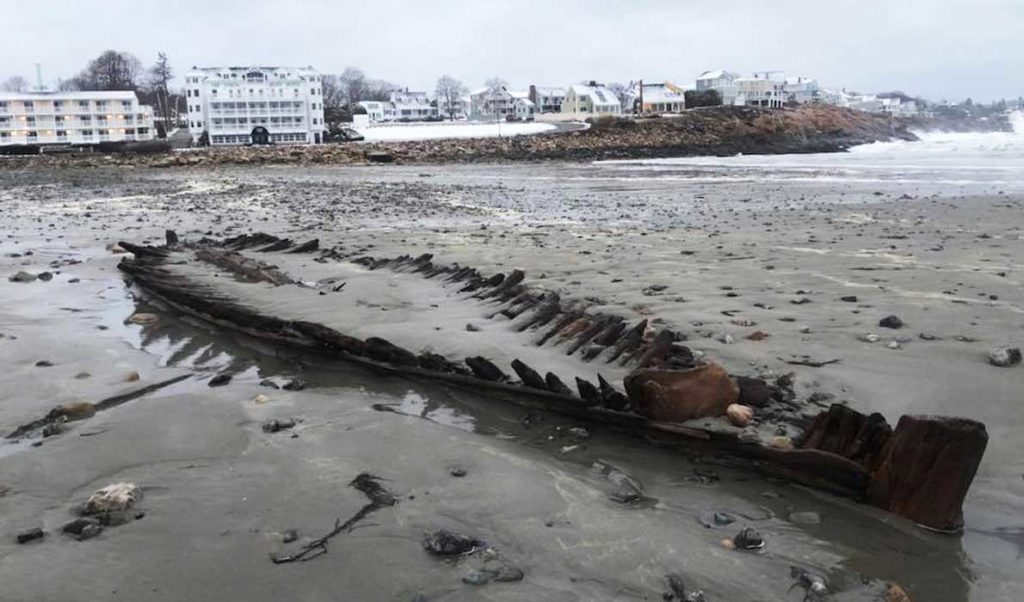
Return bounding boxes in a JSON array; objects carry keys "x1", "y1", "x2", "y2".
[
  {"x1": 7, "y1": 374, "x2": 192, "y2": 440},
  {"x1": 271, "y1": 473, "x2": 397, "y2": 563},
  {"x1": 113, "y1": 231, "x2": 988, "y2": 531}
]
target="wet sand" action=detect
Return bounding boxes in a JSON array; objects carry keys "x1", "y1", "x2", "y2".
[{"x1": 1, "y1": 163, "x2": 1022, "y2": 601}]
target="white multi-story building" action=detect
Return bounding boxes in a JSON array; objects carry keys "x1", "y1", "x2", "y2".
[
  {"x1": 0, "y1": 90, "x2": 154, "y2": 147},
  {"x1": 784, "y1": 77, "x2": 820, "y2": 104},
  {"x1": 184, "y1": 66, "x2": 326, "y2": 146},
  {"x1": 735, "y1": 72, "x2": 787, "y2": 108},
  {"x1": 469, "y1": 86, "x2": 516, "y2": 119},
  {"x1": 695, "y1": 70, "x2": 739, "y2": 105}
]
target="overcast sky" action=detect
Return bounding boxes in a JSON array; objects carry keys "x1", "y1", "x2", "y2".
[{"x1": 3, "y1": 0, "x2": 1021, "y2": 101}]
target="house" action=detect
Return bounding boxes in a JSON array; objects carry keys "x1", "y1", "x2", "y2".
[
  {"x1": 879, "y1": 96, "x2": 919, "y2": 117},
  {"x1": 509, "y1": 92, "x2": 536, "y2": 121},
  {"x1": 469, "y1": 86, "x2": 516, "y2": 119},
  {"x1": 184, "y1": 66, "x2": 326, "y2": 145},
  {"x1": 357, "y1": 100, "x2": 395, "y2": 122},
  {"x1": 784, "y1": 77, "x2": 819, "y2": 104},
  {"x1": 734, "y1": 72, "x2": 786, "y2": 108},
  {"x1": 624, "y1": 82, "x2": 686, "y2": 114},
  {"x1": 0, "y1": 90, "x2": 154, "y2": 147},
  {"x1": 528, "y1": 86, "x2": 566, "y2": 113},
  {"x1": 695, "y1": 70, "x2": 739, "y2": 105},
  {"x1": 562, "y1": 82, "x2": 622, "y2": 117},
  {"x1": 389, "y1": 90, "x2": 439, "y2": 121}
]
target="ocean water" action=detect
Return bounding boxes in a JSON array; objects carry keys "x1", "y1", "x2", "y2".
[{"x1": 596, "y1": 111, "x2": 1024, "y2": 195}]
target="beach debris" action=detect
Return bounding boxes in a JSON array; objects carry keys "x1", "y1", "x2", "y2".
[
  {"x1": 840, "y1": 295, "x2": 858, "y2": 303},
  {"x1": 858, "y1": 334, "x2": 880, "y2": 343},
  {"x1": 282, "y1": 379, "x2": 307, "y2": 391},
  {"x1": 423, "y1": 530, "x2": 484, "y2": 556},
  {"x1": 879, "y1": 315, "x2": 903, "y2": 329},
  {"x1": 35, "y1": 359, "x2": 54, "y2": 367},
  {"x1": 624, "y1": 362, "x2": 738, "y2": 422},
  {"x1": 789, "y1": 566, "x2": 829, "y2": 601},
  {"x1": 37, "y1": 271, "x2": 53, "y2": 281},
  {"x1": 663, "y1": 574, "x2": 706, "y2": 601},
  {"x1": 127, "y1": 312, "x2": 159, "y2": 325},
  {"x1": 8, "y1": 271, "x2": 37, "y2": 283},
  {"x1": 746, "y1": 330, "x2": 770, "y2": 341},
  {"x1": 124, "y1": 371, "x2": 140, "y2": 382},
  {"x1": 57, "y1": 402, "x2": 97, "y2": 421},
  {"x1": 769, "y1": 436, "x2": 795, "y2": 450},
  {"x1": 731, "y1": 527, "x2": 765, "y2": 550},
  {"x1": 886, "y1": 583, "x2": 912, "y2": 602},
  {"x1": 208, "y1": 373, "x2": 232, "y2": 387},
  {"x1": 788, "y1": 511, "x2": 821, "y2": 525},
  {"x1": 253, "y1": 394, "x2": 270, "y2": 404},
  {"x1": 85, "y1": 482, "x2": 142, "y2": 515},
  {"x1": 726, "y1": 403, "x2": 754, "y2": 427},
  {"x1": 449, "y1": 467, "x2": 467, "y2": 477},
  {"x1": 782, "y1": 356, "x2": 841, "y2": 368},
  {"x1": 736, "y1": 376, "x2": 774, "y2": 408},
  {"x1": 699, "y1": 511, "x2": 737, "y2": 529},
  {"x1": 62, "y1": 517, "x2": 103, "y2": 541},
  {"x1": 16, "y1": 527, "x2": 45, "y2": 544},
  {"x1": 462, "y1": 558, "x2": 525, "y2": 586},
  {"x1": 987, "y1": 346, "x2": 1021, "y2": 367},
  {"x1": 261, "y1": 418, "x2": 297, "y2": 433},
  {"x1": 272, "y1": 473, "x2": 397, "y2": 563}
]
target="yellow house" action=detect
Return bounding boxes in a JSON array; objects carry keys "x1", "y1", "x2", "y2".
[{"x1": 561, "y1": 82, "x2": 622, "y2": 117}]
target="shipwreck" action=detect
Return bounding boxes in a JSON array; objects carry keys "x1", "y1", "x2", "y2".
[{"x1": 110, "y1": 229, "x2": 987, "y2": 533}]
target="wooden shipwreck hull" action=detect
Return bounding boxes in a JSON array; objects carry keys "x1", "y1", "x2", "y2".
[{"x1": 116, "y1": 231, "x2": 988, "y2": 533}]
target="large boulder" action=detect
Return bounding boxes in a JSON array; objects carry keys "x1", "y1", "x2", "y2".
[{"x1": 624, "y1": 362, "x2": 739, "y2": 423}]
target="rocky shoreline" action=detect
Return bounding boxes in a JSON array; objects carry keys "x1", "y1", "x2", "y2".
[{"x1": 0, "y1": 105, "x2": 916, "y2": 169}]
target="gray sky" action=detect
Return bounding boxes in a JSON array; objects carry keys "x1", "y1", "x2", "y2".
[{"x1": 3, "y1": 0, "x2": 1022, "y2": 101}]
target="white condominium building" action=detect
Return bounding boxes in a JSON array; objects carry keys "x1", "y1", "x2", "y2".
[
  {"x1": 184, "y1": 66, "x2": 326, "y2": 146},
  {"x1": 0, "y1": 91, "x2": 154, "y2": 147}
]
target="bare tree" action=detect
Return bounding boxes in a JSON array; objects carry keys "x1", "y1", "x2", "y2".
[
  {"x1": 484, "y1": 77, "x2": 508, "y2": 91},
  {"x1": 605, "y1": 82, "x2": 627, "y2": 111},
  {"x1": 71, "y1": 50, "x2": 143, "y2": 91},
  {"x1": 339, "y1": 67, "x2": 368, "y2": 105},
  {"x1": 435, "y1": 75, "x2": 467, "y2": 120},
  {"x1": 148, "y1": 52, "x2": 174, "y2": 128},
  {"x1": 320, "y1": 74, "x2": 346, "y2": 130},
  {"x1": 365, "y1": 78, "x2": 396, "y2": 101},
  {"x1": 1, "y1": 75, "x2": 28, "y2": 92}
]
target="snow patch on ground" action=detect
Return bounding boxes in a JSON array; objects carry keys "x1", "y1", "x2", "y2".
[{"x1": 356, "y1": 122, "x2": 556, "y2": 142}]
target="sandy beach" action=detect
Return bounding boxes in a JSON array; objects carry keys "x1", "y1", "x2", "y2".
[{"x1": 1, "y1": 145, "x2": 1023, "y2": 600}]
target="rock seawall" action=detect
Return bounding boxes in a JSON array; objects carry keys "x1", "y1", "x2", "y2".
[{"x1": 1, "y1": 105, "x2": 916, "y2": 169}]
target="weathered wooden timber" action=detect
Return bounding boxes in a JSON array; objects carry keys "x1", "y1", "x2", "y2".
[{"x1": 113, "y1": 231, "x2": 988, "y2": 531}]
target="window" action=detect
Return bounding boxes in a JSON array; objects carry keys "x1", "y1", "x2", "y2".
[
  {"x1": 193, "y1": 89, "x2": 200, "y2": 97},
  {"x1": 78, "y1": 100, "x2": 89, "y2": 108},
  {"x1": 81, "y1": 129, "x2": 93, "y2": 136},
  {"x1": 27, "y1": 131, "x2": 37, "y2": 138},
  {"x1": 23, "y1": 101, "x2": 34, "y2": 112},
  {"x1": 26, "y1": 116, "x2": 35, "y2": 125},
  {"x1": 57, "y1": 130, "x2": 67, "y2": 138},
  {"x1": 187, "y1": 90, "x2": 191, "y2": 97}
]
